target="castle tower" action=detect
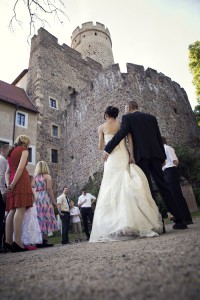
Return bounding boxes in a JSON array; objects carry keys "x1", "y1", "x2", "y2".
[{"x1": 71, "y1": 22, "x2": 114, "y2": 68}]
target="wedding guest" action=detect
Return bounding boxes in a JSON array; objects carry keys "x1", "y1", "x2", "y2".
[
  {"x1": 5, "y1": 135, "x2": 32, "y2": 252},
  {"x1": 57, "y1": 187, "x2": 71, "y2": 245},
  {"x1": 22, "y1": 175, "x2": 43, "y2": 249},
  {"x1": 69, "y1": 200, "x2": 82, "y2": 243},
  {"x1": 162, "y1": 137, "x2": 193, "y2": 225},
  {"x1": 78, "y1": 189, "x2": 96, "y2": 240},
  {"x1": 34, "y1": 161, "x2": 58, "y2": 247},
  {"x1": 0, "y1": 144, "x2": 10, "y2": 253}
]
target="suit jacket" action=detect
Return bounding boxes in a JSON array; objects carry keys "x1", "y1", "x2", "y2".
[{"x1": 104, "y1": 111, "x2": 166, "y2": 163}]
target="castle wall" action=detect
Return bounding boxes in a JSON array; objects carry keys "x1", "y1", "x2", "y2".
[
  {"x1": 65, "y1": 64, "x2": 200, "y2": 193},
  {"x1": 26, "y1": 27, "x2": 199, "y2": 197},
  {"x1": 26, "y1": 28, "x2": 102, "y2": 194}
]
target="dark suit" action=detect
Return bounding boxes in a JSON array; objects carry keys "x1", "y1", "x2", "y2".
[{"x1": 105, "y1": 111, "x2": 184, "y2": 223}]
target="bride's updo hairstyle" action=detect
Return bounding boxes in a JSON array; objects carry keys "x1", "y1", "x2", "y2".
[{"x1": 104, "y1": 106, "x2": 119, "y2": 120}]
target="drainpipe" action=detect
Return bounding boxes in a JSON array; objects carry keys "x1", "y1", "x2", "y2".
[{"x1": 13, "y1": 104, "x2": 20, "y2": 145}]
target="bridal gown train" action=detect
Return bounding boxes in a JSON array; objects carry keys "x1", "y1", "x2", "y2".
[{"x1": 89, "y1": 134, "x2": 163, "y2": 242}]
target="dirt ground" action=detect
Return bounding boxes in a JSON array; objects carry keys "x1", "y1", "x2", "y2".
[{"x1": 0, "y1": 218, "x2": 200, "y2": 300}]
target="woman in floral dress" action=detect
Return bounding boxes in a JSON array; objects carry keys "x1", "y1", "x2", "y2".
[{"x1": 34, "y1": 161, "x2": 58, "y2": 247}]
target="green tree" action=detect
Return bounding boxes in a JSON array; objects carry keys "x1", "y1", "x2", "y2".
[
  {"x1": 189, "y1": 41, "x2": 200, "y2": 99},
  {"x1": 194, "y1": 104, "x2": 200, "y2": 126}
]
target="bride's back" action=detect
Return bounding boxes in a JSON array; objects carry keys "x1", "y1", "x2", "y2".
[{"x1": 102, "y1": 120, "x2": 121, "y2": 135}]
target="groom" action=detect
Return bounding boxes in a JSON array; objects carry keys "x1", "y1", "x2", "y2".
[{"x1": 104, "y1": 101, "x2": 187, "y2": 230}]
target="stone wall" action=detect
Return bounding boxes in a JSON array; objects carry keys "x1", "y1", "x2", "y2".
[
  {"x1": 26, "y1": 27, "x2": 200, "y2": 196},
  {"x1": 65, "y1": 63, "x2": 200, "y2": 193}
]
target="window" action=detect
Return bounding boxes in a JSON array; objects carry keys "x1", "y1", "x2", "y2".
[
  {"x1": 49, "y1": 98, "x2": 57, "y2": 109},
  {"x1": 0, "y1": 141, "x2": 9, "y2": 147},
  {"x1": 16, "y1": 111, "x2": 28, "y2": 128},
  {"x1": 28, "y1": 145, "x2": 35, "y2": 165},
  {"x1": 51, "y1": 149, "x2": 58, "y2": 163},
  {"x1": 17, "y1": 113, "x2": 25, "y2": 126},
  {"x1": 52, "y1": 125, "x2": 59, "y2": 137}
]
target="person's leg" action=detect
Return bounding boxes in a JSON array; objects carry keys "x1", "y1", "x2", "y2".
[
  {"x1": 0, "y1": 193, "x2": 5, "y2": 248},
  {"x1": 137, "y1": 158, "x2": 156, "y2": 200},
  {"x1": 60, "y1": 213, "x2": 70, "y2": 244},
  {"x1": 81, "y1": 209, "x2": 90, "y2": 238},
  {"x1": 77, "y1": 222, "x2": 82, "y2": 240},
  {"x1": 164, "y1": 168, "x2": 192, "y2": 224},
  {"x1": 87, "y1": 208, "x2": 94, "y2": 226},
  {"x1": 5, "y1": 209, "x2": 15, "y2": 245},
  {"x1": 73, "y1": 223, "x2": 78, "y2": 241},
  {"x1": 13, "y1": 207, "x2": 26, "y2": 247},
  {"x1": 149, "y1": 158, "x2": 185, "y2": 225}
]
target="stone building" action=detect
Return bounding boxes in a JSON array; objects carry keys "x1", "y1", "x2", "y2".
[
  {"x1": 0, "y1": 80, "x2": 38, "y2": 175},
  {"x1": 11, "y1": 22, "x2": 200, "y2": 196}
]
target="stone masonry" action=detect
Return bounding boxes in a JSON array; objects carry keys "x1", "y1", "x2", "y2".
[{"x1": 24, "y1": 22, "x2": 200, "y2": 196}]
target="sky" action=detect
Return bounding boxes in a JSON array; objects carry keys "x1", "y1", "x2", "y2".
[{"x1": 0, "y1": 0, "x2": 199, "y2": 109}]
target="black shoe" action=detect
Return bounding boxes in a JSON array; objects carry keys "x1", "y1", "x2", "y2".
[
  {"x1": 4, "y1": 242, "x2": 13, "y2": 252},
  {"x1": 173, "y1": 223, "x2": 188, "y2": 230},
  {"x1": 62, "y1": 241, "x2": 70, "y2": 245},
  {"x1": 12, "y1": 242, "x2": 28, "y2": 252}
]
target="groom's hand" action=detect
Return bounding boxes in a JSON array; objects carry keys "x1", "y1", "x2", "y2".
[{"x1": 103, "y1": 151, "x2": 109, "y2": 161}]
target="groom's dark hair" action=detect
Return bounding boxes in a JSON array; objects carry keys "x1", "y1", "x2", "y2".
[{"x1": 128, "y1": 101, "x2": 138, "y2": 110}]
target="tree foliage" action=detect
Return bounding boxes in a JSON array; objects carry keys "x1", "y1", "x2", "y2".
[
  {"x1": 9, "y1": 0, "x2": 67, "y2": 37},
  {"x1": 189, "y1": 40, "x2": 200, "y2": 100},
  {"x1": 193, "y1": 104, "x2": 200, "y2": 126}
]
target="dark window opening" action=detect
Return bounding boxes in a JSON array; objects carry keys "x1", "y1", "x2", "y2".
[
  {"x1": 0, "y1": 141, "x2": 9, "y2": 147},
  {"x1": 95, "y1": 32, "x2": 97, "y2": 35},
  {"x1": 17, "y1": 113, "x2": 25, "y2": 126},
  {"x1": 51, "y1": 149, "x2": 58, "y2": 163},
  {"x1": 28, "y1": 148, "x2": 32, "y2": 162},
  {"x1": 174, "y1": 108, "x2": 177, "y2": 114},
  {"x1": 50, "y1": 98, "x2": 57, "y2": 109},
  {"x1": 52, "y1": 125, "x2": 58, "y2": 137}
]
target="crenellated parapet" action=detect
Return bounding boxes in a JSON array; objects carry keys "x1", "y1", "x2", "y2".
[{"x1": 71, "y1": 22, "x2": 114, "y2": 69}]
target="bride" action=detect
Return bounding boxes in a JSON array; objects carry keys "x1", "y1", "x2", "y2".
[{"x1": 89, "y1": 106, "x2": 163, "y2": 242}]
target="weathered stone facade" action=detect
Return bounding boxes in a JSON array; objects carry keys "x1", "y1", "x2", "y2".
[{"x1": 17, "y1": 22, "x2": 199, "y2": 196}]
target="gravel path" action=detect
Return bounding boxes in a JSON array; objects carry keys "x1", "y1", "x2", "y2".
[{"x1": 0, "y1": 218, "x2": 200, "y2": 300}]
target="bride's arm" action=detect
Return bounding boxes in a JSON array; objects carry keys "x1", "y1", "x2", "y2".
[
  {"x1": 127, "y1": 133, "x2": 135, "y2": 164},
  {"x1": 98, "y1": 125, "x2": 105, "y2": 150}
]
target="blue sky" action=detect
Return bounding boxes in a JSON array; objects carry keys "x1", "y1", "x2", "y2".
[{"x1": 0, "y1": 0, "x2": 199, "y2": 108}]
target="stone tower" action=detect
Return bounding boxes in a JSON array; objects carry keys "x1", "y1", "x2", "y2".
[{"x1": 71, "y1": 22, "x2": 114, "y2": 68}]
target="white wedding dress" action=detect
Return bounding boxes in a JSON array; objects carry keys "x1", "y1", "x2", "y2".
[{"x1": 89, "y1": 134, "x2": 163, "y2": 243}]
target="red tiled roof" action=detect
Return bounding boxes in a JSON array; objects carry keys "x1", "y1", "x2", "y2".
[{"x1": 0, "y1": 80, "x2": 37, "y2": 112}]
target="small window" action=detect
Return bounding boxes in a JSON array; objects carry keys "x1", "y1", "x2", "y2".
[
  {"x1": 0, "y1": 141, "x2": 9, "y2": 147},
  {"x1": 17, "y1": 113, "x2": 25, "y2": 126},
  {"x1": 16, "y1": 111, "x2": 28, "y2": 128},
  {"x1": 52, "y1": 125, "x2": 58, "y2": 137},
  {"x1": 28, "y1": 148, "x2": 32, "y2": 162},
  {"x1": 51, "y1": 149, "x2": 58, "y2": 163},
  {"x1": 49, "y1": 98, "x2": 57, "y2": 109},
  {"x1": 95, "y1": 32, "x2": 97, "y2": 36},
  {"x1": 174, "y1": 108, "x2": 177, "y2": 114},
  {"x1": 27, "y1": 145, "x2": 35, "y2": 165}
]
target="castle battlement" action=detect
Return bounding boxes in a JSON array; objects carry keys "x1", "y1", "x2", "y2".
[{"x1": 71, "y1": 21, "x2": 111, "y2": 44}]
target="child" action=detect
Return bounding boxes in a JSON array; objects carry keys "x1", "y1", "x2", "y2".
[
  {"x1": 69, "y1": 200, "x2": 82, "y2": 242},
  {"x1": 22, "y1": 175, "x2": 43, "y2": 249}
]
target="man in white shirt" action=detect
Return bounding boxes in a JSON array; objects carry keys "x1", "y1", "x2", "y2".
[
  {"x1": 162, "y1": 137, "x2": 193, "y2": 225},
  {"x1": 57, "y1": 186, "x2": 71, "y2": 244},
  {"x1": 78, "y1": 188, "x2": 96, "y2": 240},
  {"x1": 0, "y1": 144, "x2": 10, "y2": 252}
]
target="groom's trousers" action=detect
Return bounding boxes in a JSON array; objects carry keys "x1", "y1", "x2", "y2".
[{"x1": 137, "y1": 157, "x2": 184, "y2": 223}]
